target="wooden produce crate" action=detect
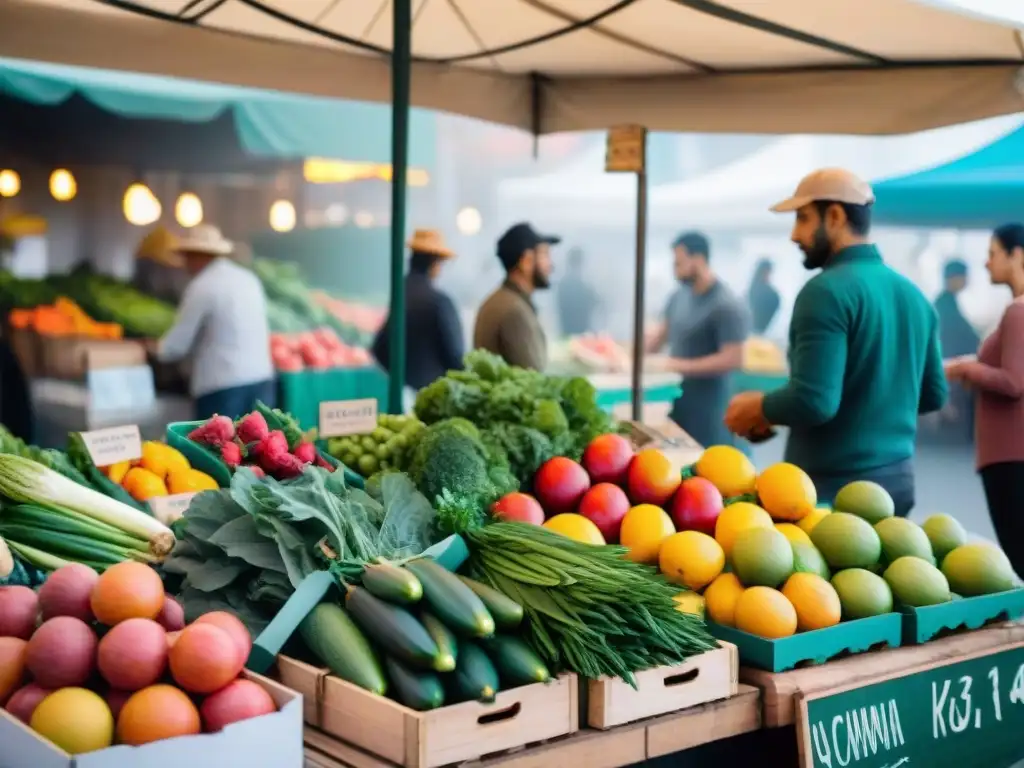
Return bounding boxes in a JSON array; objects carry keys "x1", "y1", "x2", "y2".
[
  {"x1": 316, "y1": 673, "x2": 579, "y2": 768},
  {"x1": 7, "y1": 326, "x2": 41, "y2": 378},
  {"x1": 38, "y1": 335, "x2": 145, "y2": 380},
  {"x1": 586, "y1": 642, "x2": 738, "y2": 729},
  {"x1": 277, "y1": 655, "x2": 330, "y2": 728}
]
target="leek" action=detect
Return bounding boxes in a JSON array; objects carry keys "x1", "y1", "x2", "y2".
[
  {"x1": 0, "y1": 535, "x2": 12, "y2": 578},
  {"x1": 0, "y1": 455, "x2": 174, "y2": 556},
  {"x1": 3, "y1": 504, "x2": 151, "y2": 554}
]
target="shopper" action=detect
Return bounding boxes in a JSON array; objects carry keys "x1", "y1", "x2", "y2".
[
  {"x1": 647, "y1": 232, "x2": 748, "y2": 448},
  {"x1": 934, "y1": 258, "x2": 980, "y2": 442},
  {"x1": 725, "y1": 168, "x2": 947, "y2": 516},
  {"x1": 474, "y1": 222, "x2": 560, "y2": 371},
  {"x1": 945, "y1": 223, "x2": 1024, "y2": 576},
  {"x1": 747, "y1": 258, "x2": 781, "y2": 335},
  {"x1": 153, "y1": 224, "x2": 274, "y2": 421},
  {"x1": 372, "y1": 229, "x2": 464, "y2": 405},
  {"x1": 557, "y1": 247, "x2": 600, "y2": 336}
]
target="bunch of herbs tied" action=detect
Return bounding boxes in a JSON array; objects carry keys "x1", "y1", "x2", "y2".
[{"x1": 162, "y1": 467, "x2": 437, "y2": 635}]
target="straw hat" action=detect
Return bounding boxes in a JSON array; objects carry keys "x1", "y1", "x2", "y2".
[
  {"x1": 136, "y1": 226, "x2": 183, "y2": 267},
  {"x1": 176, "y1": 224, "x2": 234, "y2": 257},
  {"x1": 407, "y1": 229, "x2": 455, "y2": 259}
]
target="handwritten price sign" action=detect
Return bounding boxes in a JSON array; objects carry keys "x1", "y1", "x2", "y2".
[
  {"x1": 80, "y1": 425, "x2": 142, "y2": 467},
  {"x1": 319, "y1": 399, "x2": 378, "y2": 438},
  {"x1": 148, "y1": 492, "x2": 197, "y2": 525}
]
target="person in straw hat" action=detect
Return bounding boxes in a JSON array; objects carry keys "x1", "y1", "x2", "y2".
[
  {"x1": 724, "y1": 168, "x2": 947, "y2": 517},
  {"x1": 153, "y1": 224, "x2": 275, "y2": 420},
  {"x1": 372, "y1": 229, "x2": 464, "y2": 404}
]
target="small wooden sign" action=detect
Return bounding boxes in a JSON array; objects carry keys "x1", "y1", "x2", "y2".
[
  {"x1": 318, "y1": 398, "x2": 378, "y2": 438},
  {"x1": 605, "y1": 124, "x2": 647, "y2": 174},
  {"x1": 796, "y1": 643, "x2": 1024, "y2": 768},
  {"x1": 148, "y1": 492, "x2": 197, "y2": 525},
  {"x1": 80, "y1": 424, "x2": 143, "y2": 467}
]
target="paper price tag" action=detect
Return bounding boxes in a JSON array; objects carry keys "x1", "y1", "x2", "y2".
[
  {"x1": 80, "y1": 425, "x2": 143, "y2": 467},
  {"x1": 319, "y1": 398, "x2": 378, "y2": 438},
  {"x1": 148, "y1": 492, "x2": 197, "y2": 525}
]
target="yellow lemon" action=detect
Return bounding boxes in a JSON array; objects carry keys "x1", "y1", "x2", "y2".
[
  {"x1": 543, "y1": 514, "x2": 606, "y2": 546},
  {"x1": 797, "y1": 507, "x2": 831, "y2": 535},
  {"x1": 733, "y1": 586, "x2": 798, "y2": 639},
  {"x1": 694, "y1": 445, "x2": 757, "y2": 498},
  {"x1": 714, "y1": 501, "x2": 772, "y2": 558},
  {"x1": 703, "y1": 573, "x2": 745, "y2": 626},
  {"x1": 659, "y1": 531, "x2": 725, "y2": 590},
  {"x1": 782, "y1": 572, "x2": 842, "y2": 631},
  {"x1": 619, "y1": 504, "x2": 675, "y2": 564},
  {"x1": 31, "y1": 688, "x2": 114, "y2": 755},
  {"x1": 756, "y1": 462, "x2": 817, "y2": 522},
  {"x1": 775, "y1": 523, "x2": 812, "y2": 546},
  {"x1": 673, "y1": 591, "x2": 706, "y2": 617}
]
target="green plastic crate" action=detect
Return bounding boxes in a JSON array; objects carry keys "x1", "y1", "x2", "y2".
[
  {"x1": 709, "y1": 613, "x2": 902, "y2": 672},
  {"x1": 900, "y1": 587, "x2": 1024, "y2": 645},
  {"x1": 166, "y1": 421, "x2": 363, "y2": 489}
]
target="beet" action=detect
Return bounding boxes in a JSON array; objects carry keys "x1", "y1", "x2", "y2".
[
  {"x1": 26, "y1": 616, "x2": 97, "y2": 688},
  {"x1": 200, "y1": 679, "x2": 276, "y2": 732},
  {"x1": 5, "y1": 683, "x2": 52, "y2": 723},
  {"x1": 37, "y1": 563, "x2": 99, "y2": 622},
  {"x1": 156, "y1": 596, "x2": 185, "y2": 632},
  {"x1": 98, "y1": 618, "x2": 167, "y2": 691},
  {"x1": 0, "y1": 586, "x2": 39, "y2": 639}
]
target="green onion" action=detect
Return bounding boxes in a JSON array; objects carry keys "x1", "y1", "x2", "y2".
[
  {"x1": 0, "y1": 455, "x2": 174, "y2": 556},
  {"x1": 3, "y1": 504, "x2": 151, "y2": 554},
  {"x1": 0, "y1": 534, "x2": 12, "y2": 578},
  {"x1": 0, "y1": 525, "x2": 155, "y2": 566},
  {"x1": 6, "y1": 540, "x2": 73, "y2": 571}
]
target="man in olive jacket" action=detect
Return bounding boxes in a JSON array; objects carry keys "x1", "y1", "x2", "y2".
[{"x1": 474, "y1": 223, "x2": 560, "y2": 371}]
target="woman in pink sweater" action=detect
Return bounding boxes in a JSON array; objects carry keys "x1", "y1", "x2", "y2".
[{"x1": 945, "y1": 223, "x2": 1024, "y2": 577}]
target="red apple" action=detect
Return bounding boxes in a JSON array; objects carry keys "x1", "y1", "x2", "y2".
[
  {"x1": 492, "y1": 493, "x2": 545, "y2": 526},
  {"x1": 669, "y1": 476, "x2": 724, "y2": 536},
  {"x1": 532, "y1": 457, "x2": 591, "y2": 514},
  {"x1": 577, "y1": 483, "x2": 631, "y2": 543},
  {"x1": 581, "y1": 434, "x2": 635, "y2": 485}
]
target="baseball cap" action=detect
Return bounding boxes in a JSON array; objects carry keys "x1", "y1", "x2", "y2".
[
  {"x1": 770, "y1": 168, "x2": 875, "y2": 213},
  {"x1": 497, "y1": 223, "x2": 561, "y2": 270}
]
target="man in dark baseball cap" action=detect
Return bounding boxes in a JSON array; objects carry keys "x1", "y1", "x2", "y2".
[{"x1": 473, "y1": 222, "x2": 561, "y2": 370}]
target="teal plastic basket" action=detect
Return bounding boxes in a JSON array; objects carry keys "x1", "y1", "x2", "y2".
[{"x1": 166, "y1": 421, "x2": 363, "y2": 489}]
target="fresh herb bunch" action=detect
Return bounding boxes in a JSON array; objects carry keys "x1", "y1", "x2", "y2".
[{"x1": 465, "y1": 523, "x2": 717, "y2": 687}]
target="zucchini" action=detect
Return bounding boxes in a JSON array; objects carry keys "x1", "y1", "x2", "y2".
[
  {"x1": 363, "y1": 562, "x2": 423, "y2": 605},
  {"x1": 345, "y1": 586, "x2": 441, "y2": 671},
  {"x1": 405, "y1": 558, "x2": 495, "y2": 638},
  {"x1": 482, "y1": 634, "x2": 552, "y2": 686},
  {"x1": 385, "y1": 657, "x2": 445, "y2": 711},
  {"x1": 299, "y1": 603, "x2": 386, "y2": 695},
  {"x1": 457, "y1": 575, "x2": 524, "y2": 630},
  {"x1": 449, "y1": 639, "x2": 500, "y2": 703},
  {"x1": 419, "y1": 610, "x2": 457, "y2": 672}
]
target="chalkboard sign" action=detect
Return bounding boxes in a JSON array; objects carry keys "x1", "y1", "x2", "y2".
[{"x1": 797, "y1": 644, "x2": 1024, "y2": 768}]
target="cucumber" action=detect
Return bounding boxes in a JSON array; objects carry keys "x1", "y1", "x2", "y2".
[
  {"x1": 345, "y1": 586, "x2": 441, "y2": 671},
  {"x1": 482, "y1": 634, "x2": 552, "y2": 686},
  {"x1": 385, "y1": 657, "x2": 445, "y2": 711},
  {"x1": 457, "y1": 575, "x2": 524, "y2": 630},
  {"x1": 449, "y1": 639, "x2": 500, "y2": 703},
  {"x1": 299, "y1": 603, "x2": 386, "y2": 695},
  {"x1": 363, "y1": 562, "x2": 423, "y2": 605},
  {"x1": 419, "y1": 610, "x2": 457, "y2": 672},
  {"x1": 404, "y1": 558, "x2": 495, "y2": 638}
]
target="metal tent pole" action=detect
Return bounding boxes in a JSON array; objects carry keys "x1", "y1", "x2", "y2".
[
  {"x1": 387, "y1": 0, "x2": 412, "y2": 414},
  {"x1": 630, "y1": 167, "x2": 648, "y2": 422}
]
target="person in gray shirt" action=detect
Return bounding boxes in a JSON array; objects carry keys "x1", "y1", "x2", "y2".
[{"x1": 647, "y1": 232, "x2": 750, "y2": 448}]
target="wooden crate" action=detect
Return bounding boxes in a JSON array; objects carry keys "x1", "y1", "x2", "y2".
[
  {"x1": 276, "y1": 655, "x2": 329, "y2": 728},
  {"x1": 586, "y1": 642, "x2": 738, "y2": 729},
  {"x1": 318, "y1": 673, "x2": 579, "y2": 768}
]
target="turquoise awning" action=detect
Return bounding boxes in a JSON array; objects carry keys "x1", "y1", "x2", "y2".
[
  {"x1": 873, "y1": 125, "x2": 1024, "y2": 230},
  {"x1": 0, "y1": 56, "x2": 434, "y2": 167}
]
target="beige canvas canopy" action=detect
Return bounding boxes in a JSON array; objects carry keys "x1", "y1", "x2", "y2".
[{"x1": 3, "y1": 0, "x2": 1024, "y2": 135}]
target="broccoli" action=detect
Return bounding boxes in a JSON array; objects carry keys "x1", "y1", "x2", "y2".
[{"x1": 483, "y1": 422, "x2": 554, "y2": 483}]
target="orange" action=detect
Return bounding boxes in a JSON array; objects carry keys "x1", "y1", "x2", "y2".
[
  {"x1": 756, "y1": 463, "x2": 817, "y2": 522},
  {"x1": 714, "y1": 502, "x2": 773, "y2": 558},
  {"x1": 781, "y1": 573, "x2": 842, "y2": 632},
  {"x1": 543, "y1": 514, "x2": 606, "y2": 546},
  {"x1": 626, "y1": 449, "x2": 681, "y2": 507},
  {"x1": 169, "y1": 624, "x2": 244, "y2": 694},
  {"x1": 90, "y1": 562, "x2": 165, "y2": 626},
  {"x1": 117, "y1": 684, "x2": 200, "y2": 746},
  {"x1": 619, "y1": 504, "x2": 675, "y2": 564},
  {"x1": 733, "y1": 587, "x2": 798, "y2": 639},
  {"x1": 658, "y1": 531, "x2": 724, "y2": 590},
  {"x1": 694, "y1": 445, "x2": 757, "y2": 498},
  {"x1": 703, "y1": 573, "x2": 745, "y2": 627}
]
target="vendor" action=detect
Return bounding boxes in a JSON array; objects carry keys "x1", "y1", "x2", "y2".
[
  {"x1": 372, "y1": 229, "x2": 464, "y2": 402},
  {"x1": 474, "y1": 222, "x2": 560, "y2": 371},
  {"x1": 153, "y1": 224, "x2": 274, "y2": 421},
  {"x1": 647, "y1": 232, "x2": 748, "y2": 448},
  {"x1": 724, "y1": 168, "x2": 947, "y2": 516}
]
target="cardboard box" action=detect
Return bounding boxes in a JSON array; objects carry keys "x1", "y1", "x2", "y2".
[
  {"x1": 0, "y1": 672, "x2": 303, "y2": 768},
  {"x1": 38, "y1": 336, "x2": 146, "y2": 381}
]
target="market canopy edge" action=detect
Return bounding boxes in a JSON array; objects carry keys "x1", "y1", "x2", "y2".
[{"x1": 3, "y1": 0, "x2": 1024, "y2": 135}]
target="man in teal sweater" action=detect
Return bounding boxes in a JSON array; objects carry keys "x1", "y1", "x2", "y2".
[{"x1": 725, "y1": 168, "x2": 947, "y2": 517}]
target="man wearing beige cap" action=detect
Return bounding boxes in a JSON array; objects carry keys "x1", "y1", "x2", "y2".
[{"x1": 725, "y1": 168, "x2": 947, "y2": 517}]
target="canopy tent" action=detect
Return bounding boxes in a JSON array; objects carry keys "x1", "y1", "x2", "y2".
[
  {"x1": 649, "y1": 115, "x2": 1024, "y2": 231},
  {"x1": 3, "y1": 0, "x2": 1024, "y2": 137},
  {"x1": 0, "y1": 55, "x2": 435, "y2": 167},
  {"x1": 5, "y1": 0, "x2": 1024, "y2": 414},
  {"x1": 872, "y1": 124, "x2": 1024, "y2": 229}
]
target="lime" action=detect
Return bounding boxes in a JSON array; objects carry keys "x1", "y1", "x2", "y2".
[{"x1": 358, "y1": 454, "x2": 379, "y2": 475}]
